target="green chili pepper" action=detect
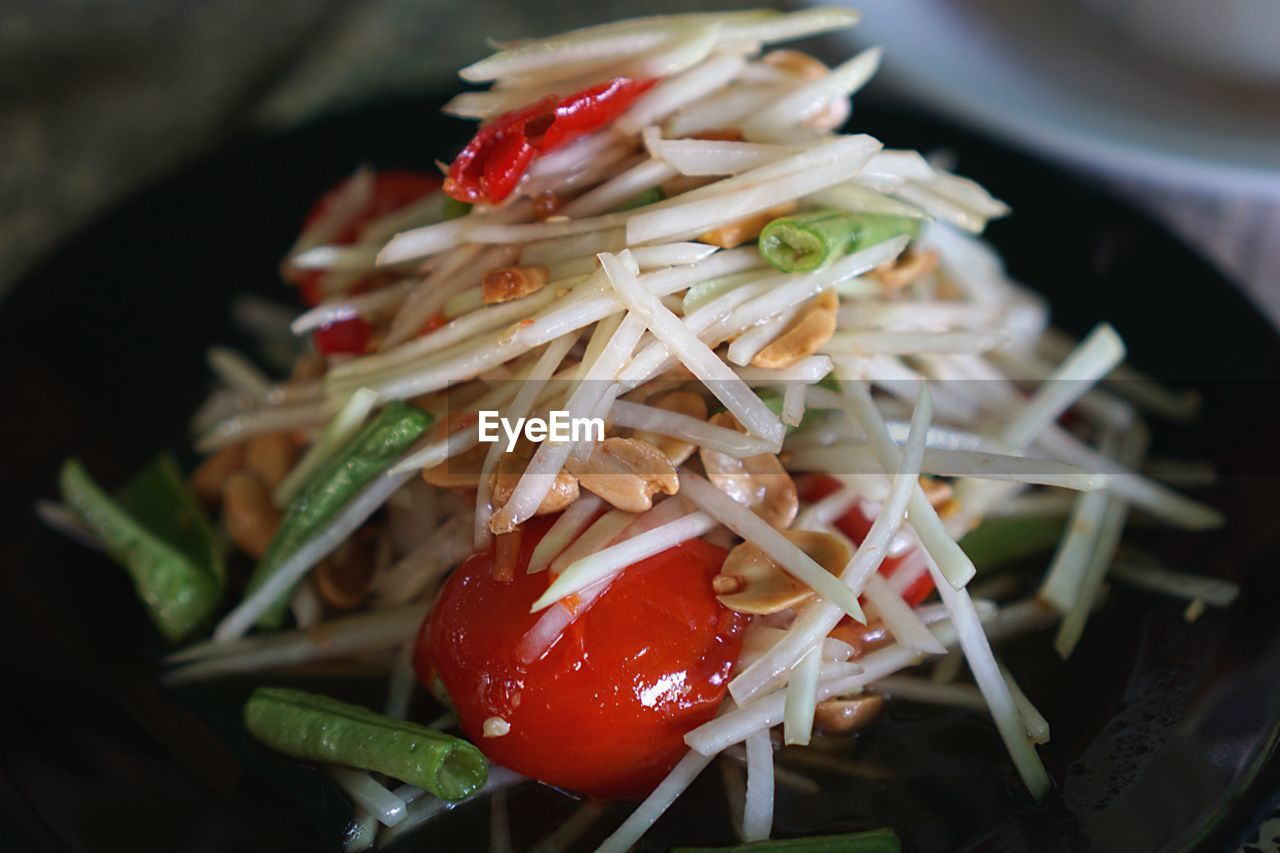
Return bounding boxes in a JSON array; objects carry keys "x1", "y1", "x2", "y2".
[
  {"x1": 612, "y1": 186, "x2": 665, "y2": 212},
  {"x1": 244, "y1": 687, "x2": 487, "y2": 800},
  {"x1": 959, "y1": 514, "x2": 1067, "y2": 572},
  {"x1": 245, "y1": 401, "x2": 432, "y2": 627},
  {"x1": 442, "y1": 196, "x2": 472, "y2": 220},
  {"x1": 59, "y1": 455, "x2": 225, "y2": 642},
  {"x1": 758, "y1": 210, "x2": 921, "y2": 273},
  {"x1": 674, "y1": 827, "x2": 900, "y2": 853}
]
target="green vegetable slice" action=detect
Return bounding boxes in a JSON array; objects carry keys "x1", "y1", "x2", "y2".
[
  {"x1": 674, "y1": 827, "x2": 901, "y2": 853},
  {"x1": 758, "y1": 210, "x2": 921, "y2": 273},
  {"x1": 959, "y1": 514, "x2": 1068, "y2": 572},
  {"x1": 59, "y1": 455, "x2": 224, "y2": 642},
  {"x1": 244, "y1": 687, "x2": 488, "y2": 801},
  {"x1": 244, "y1": 401, "x2": 432, "y2": 628}
]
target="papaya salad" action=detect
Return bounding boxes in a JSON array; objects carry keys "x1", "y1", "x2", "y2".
[{"x1": 42, "y1": 7, "x2": 1238, "y2": 852}]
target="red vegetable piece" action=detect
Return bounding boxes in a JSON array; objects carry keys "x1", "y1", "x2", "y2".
[
  {"x1": 481, "y1": 132, "x2": 537, "y2": 205},
  {"x1": 443, "y1": 78, "x2": 655, "y2": 205},
  {"x1": 418, "y1": 515, "x2": 746, "y2": 799},
  {"x1": 540, "y1": 77, "x2": 656, "y2": 150},
  {"x1": 445, "y1": 96, "x2": 558, "y2": 204},
  {"x1": 313, "y1": 317, "x2": 372, "y2": 355}
]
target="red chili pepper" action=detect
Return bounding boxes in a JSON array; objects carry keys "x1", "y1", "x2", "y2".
[
  {"x1": 313, "y1": 317, "x2": 372, "y2": 355},
  {"x1": 444, "y1": 96, "x2": 557, "y2": 204},
  {"x1": 444, "y1": 77, "x2": 656, "y2": 205}
]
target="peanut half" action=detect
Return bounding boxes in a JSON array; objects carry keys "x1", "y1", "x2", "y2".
[
  {"x1": 869, "y1": 248, "x2": 939, "y2": 293},
  {"x1": 814, "y1": 695, "x2": 885, "y2": 735},
  {"x1": 564, "y1": 437, "x2": 679, "y2": 513},
  {"x1": 713, "y1": 529, "x2": 851, "y2": 615},
  {"x1": 488, "y1": 448, "x2": 580, "y2": 534},
  {"x1": 483, "y1": 265, "x2": 550, "y2": 305},
  {"x1": 700, "y1": 412, "x2": 798, "y2": 529},
  {"x1": 751, "y1": 289, "x2": 838, "y2": 370}
]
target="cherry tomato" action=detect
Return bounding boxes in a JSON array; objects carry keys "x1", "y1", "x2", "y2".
[
  {"x1": 418, "y1": 515, "x2": 746, "y2": 799},
  {"x1": 803, "y1": 475, "x2": 935, "y2": 607}
]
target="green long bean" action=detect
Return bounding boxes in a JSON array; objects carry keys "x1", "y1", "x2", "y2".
[
  {"x1": 59, "y1": 455, "x2": 224, "y2": 642},
  {"x1": 244, "y1": 687, "x2": 487, "y2": 800},
  {"x1": 758, "y1": 210, "x2": 921, "y2": 273},
  {"x1": 245, "y1": 401, "x2": 432, "y2": 627}
]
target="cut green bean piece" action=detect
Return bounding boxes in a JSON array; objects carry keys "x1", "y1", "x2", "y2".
[
  {"x1": 960, "y1": 515, "x2": 1067, "y2": 572},
  {"x1": 612, "y1": 186, "x2": 665, "y2": 212},
  {"x1": 759, "y1": 210, "x2": 921, "y2": 273},
  {"x1": 674, "y1": 827, "x2": 901, "y2": 853},
  {"x1": 59, "y1": 455, "x2": 225, "y2": 642},
  {"x1": 245, "y1": 401, "x2": 432, "y2": 627},
  {"x1": 244, "y1": 687, "x2": 487, "y2": 801}
]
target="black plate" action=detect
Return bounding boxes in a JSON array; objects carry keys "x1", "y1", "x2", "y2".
[{"x1": 2, "y1": 95, "x2": 1278, "y2": 853}]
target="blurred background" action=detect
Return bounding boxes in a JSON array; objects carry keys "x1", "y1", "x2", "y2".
[{"x1": 3, "y1": 0, "x2": 1279, "y2": 319}]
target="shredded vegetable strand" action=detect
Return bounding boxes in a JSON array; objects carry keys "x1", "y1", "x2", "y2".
[{"x1": 730, "y1": 382, "x2": 935, "y2": 703}]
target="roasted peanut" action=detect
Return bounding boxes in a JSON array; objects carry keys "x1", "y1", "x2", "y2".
[
  {"x1": 632, "y1": 390, "x2": 709, "y2": 467},
  {"x1": 828, "y1": 620, "x2": 894, "y2": 659},
  {"x1": 483, "y1": 265, "x2": 550, "y2": 305},
  {"x1": 191, "y1": 444, "x2": 246, "y2": 505},
  {"x1": 488, "y1": 450, "x2": 580, "y2": 533},
  {"x1": 223, "y1": 471, "x2": 280, "y2": 559},
  {"x1": 713, "y1": 530, "x2": 850, "y2": 615},
  {"x1": 697, "y1": 201, "x2": 799, "y2": 249},
  {"x1": 813, "y1": 695, "x2": 885, "y2": 735},
  {"x1": 245, "y1": 432, "x2": 297, "y2": 491},
  {"x1": 564, "y1": 437, "x2": 679, "y2": 513},
  {"x1": 700, "y1": 412, "x2": 798, "y2": 529},
  {"x1": 869, "y1": 248, "x2": 939, "y2": 292},
  {"x1": 751, "y1": 289, "x2": 838, "y2": 370},
  {"x1": 314, "y1": 529, "x2": 376, "y2": 610}
]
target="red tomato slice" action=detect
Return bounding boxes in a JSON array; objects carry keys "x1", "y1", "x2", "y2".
[{"x1": 418, "y1": 515, "x2": 746, "y2": 799}]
